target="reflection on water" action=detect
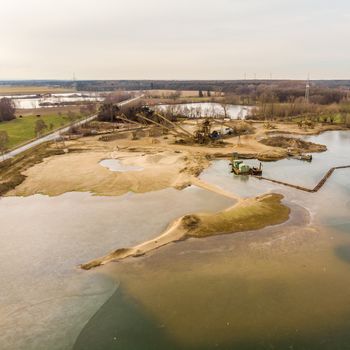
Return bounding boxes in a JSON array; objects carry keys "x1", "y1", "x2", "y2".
[
  {"x1": 157, "y1": 102, "x2": 251, "y2": 119},
  {"x1": 75, "y1": 130, "x2": 350, "y2": 350},
  {"x1": 74, "y1": 287, "x2": 176, "y2": 350},
  {"x1": 6, "y1": 92, "x2": 103, "y2": 109}
]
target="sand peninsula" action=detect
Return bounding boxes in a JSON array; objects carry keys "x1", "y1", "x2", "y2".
[{"x1": 81, "y1": 193, "x2": 290, "y2": 269}]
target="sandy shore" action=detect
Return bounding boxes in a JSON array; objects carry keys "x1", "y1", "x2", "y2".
[
  {"x1": 81, "y1": 193, "x2": 290, "y2": 269},
  {"x1": 6, "y1": 120, "x2": 340, "y2": 197},
  {"x1": 8, "y1": 149, "x2": 207, "y2": 197}
]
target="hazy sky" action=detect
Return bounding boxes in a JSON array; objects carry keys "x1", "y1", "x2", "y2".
[{"x1": 0, "y1": 0, "x2": 349, "y2": 80}]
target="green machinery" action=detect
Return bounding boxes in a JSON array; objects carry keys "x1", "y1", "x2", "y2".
[{"x1": 230, "y1": 153, "x2": 263, "y2": 176}]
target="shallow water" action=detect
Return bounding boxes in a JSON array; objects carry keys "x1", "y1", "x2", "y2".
[
  {"x1": 157, "y1": 102, "x2": 251, "y2": 119},
  {"x1": 2, "y1": 130, "x2": 350, "y2": 349},
  {"x1": 100, "y1": 159, "x2": 144, "y2": 172},
  {"x1": 6, "y1": 92, "x2": 103, "y2": 109},
  {"x1": 74, "y1": 130, "x2": 350, "y2": 350},
  {"x1": 199, "y1": 131, "x2": 350, "y2": 224},
  {"x1": 0, "y1": 187, "x2": 233, "y2": 350}
]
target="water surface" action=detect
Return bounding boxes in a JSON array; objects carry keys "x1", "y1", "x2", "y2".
[
  {"x1": 2, "y1": 130, "x2": 350, "y2": 350},
  {"x1": 157, "y1": 102, "x2": 251, "y2": 119},
  {"x1": 74, "y1": 130, "x2": 350, "y2": 350},
  {"x1": 5, "y1": 92, "x2": 103, "y2": 109},
  {"x1": 0, "y1": 187, "x2": 233, "y2": 350}
]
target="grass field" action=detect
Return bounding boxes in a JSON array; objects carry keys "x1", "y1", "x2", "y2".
[
  {"x1": 0, "y1": 86, "x2": 74, "y2": 95},
  {"x1": 0, "y1": 113, "x2": 82, "y2": 149}
]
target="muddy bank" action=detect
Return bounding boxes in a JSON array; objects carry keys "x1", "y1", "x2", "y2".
[
  {"x1": 81, "y1": 193, "x2": 290, "y2": 269},
  {"x1": 259, "y1": 136, "x2": 327, "y2": 154},
  {"x1": 0, "y1": 143, "x2": 64, "y2": 196},
  {"x1": 265, "y1": 123, "x2": 348, "y2": 136}
]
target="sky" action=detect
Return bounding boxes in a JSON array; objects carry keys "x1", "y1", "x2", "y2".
[{"x1": 0, "y1": 0, "x2": 349, "y2": 80}]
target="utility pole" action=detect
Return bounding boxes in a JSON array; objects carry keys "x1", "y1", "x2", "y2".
[
  {"x1": 305, "y1": 74, "x2": 310, "y2": 104},
  {"x1": 72, "y1": 73, "x2": 77, "y2": 91}
]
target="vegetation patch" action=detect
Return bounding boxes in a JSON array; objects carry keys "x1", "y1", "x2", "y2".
[
  {"x1": 0, "y1": 113, "x2": 83, "y2": 149},
  {"x1": 182, "y1": 193, "x2": 290, "y2": 238},
  {"x1": 259, "y1": 136, "x2": 327, "y2": 153}
]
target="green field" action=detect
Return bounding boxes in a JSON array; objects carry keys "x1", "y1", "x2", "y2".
[{"x1": 0, "y1": 113, "x2": 82, "y2": 149}]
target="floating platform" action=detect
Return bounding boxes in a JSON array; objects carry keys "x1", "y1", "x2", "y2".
[{"x1": 231, "y1": 159, "x2": 263, "y2": 176}]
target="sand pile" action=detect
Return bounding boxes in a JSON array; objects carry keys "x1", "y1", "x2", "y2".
[{"x1": 8, "y1": 150, "x2": 200, "y2": 197}]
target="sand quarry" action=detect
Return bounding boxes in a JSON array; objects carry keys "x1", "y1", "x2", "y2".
[{"x1": 6, "y1": 119, "x2": 345, "y2": 267}]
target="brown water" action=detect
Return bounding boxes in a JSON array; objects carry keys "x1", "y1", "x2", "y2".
[{"x1": 74, "y1": 131, "x2": 350, "y2": 350}]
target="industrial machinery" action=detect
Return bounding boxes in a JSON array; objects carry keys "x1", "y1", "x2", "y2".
[{"x1": 230, "y1": 153, "x2": 263, "y2": 176}]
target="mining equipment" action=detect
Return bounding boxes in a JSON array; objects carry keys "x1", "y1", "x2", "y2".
[{"x1": 230, "y1": 153, "x2": 263, "y2": 175}]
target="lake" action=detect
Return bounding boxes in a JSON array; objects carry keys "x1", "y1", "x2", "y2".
[
  {"x1": 1, "y1": 131, "x2": 350, "y2": 349},
  {"x1": 74, "y1": 131, "x2": 350, "y2": 350},
  {"x1": 157, "y1": 102, "x2": 252, "y2": 119},
  {"x1": 0, "y1": 188, "x2": 233, "y2": 350},
  {"x1": 4, "y1": 92, "x2": 104, "y2": 109}
]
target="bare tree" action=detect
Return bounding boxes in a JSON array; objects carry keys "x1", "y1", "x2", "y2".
[
  {"x1": 104, "y1": 91, "x2": 131, "y2": 104},
  {"x1": 67, "y1": 110, "x2": 76, "y2": 123},
  {"x1": 170, "y1": 91, "x2": 181, "y2": 101},
  {"x1": 346, "y1": 114, "x2": 350, "y2": 127},
  {"x1": 210, "y1": 104, "x2": 216, "y2": 118},
  {"x1": 0, "y1": 130, "x2": 9, "y2": 158},
  {"x1": 35, "y1": 119, "x2": 48, "y2": 136},
  {"x1": 86, "y1": 102, "x2": 97, "y2": 115},
  {"x1": 220, "y1": 103, "x2": 229, "y2": 119},
  {"x1": 98, "y1": 103, "x2": 120, "y2": 122},
  {"x1": 195, "y1": 106, "x2": 203, "y2": 118},
  {"x1": 0, "y1": 98, "x2": 16, "y2": 122}
]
